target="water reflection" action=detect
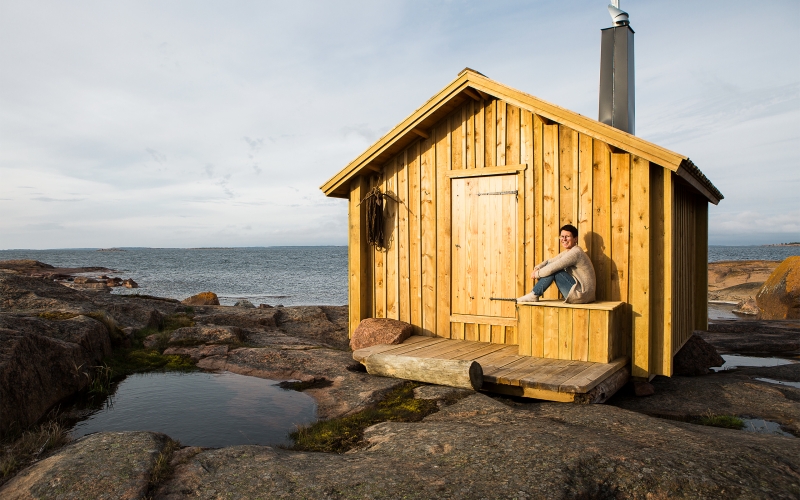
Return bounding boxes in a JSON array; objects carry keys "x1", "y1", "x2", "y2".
[
  {"x1": 711, "y1": 355, "x2": 797, "y2": 371},
  {"x1": 741, "y1": 418, "x2": 794, "y2": 437},
  {"x1": 70, "y1": 371, "x2": 317, "y2": 448},
  {"x1": 754, "y1": 378, "x2": 800, "y2": 389}
]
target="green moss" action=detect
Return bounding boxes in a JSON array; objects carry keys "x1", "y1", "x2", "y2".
[
  {"x1": 289, "y1": 383, "x2": 439, "y2": 453},
  {"x1": 104, "y1": 349, "x2": 195, "y2": 377},
  {"x1": 698, "y1": 413, "x2": 744, "y2": 430},
  {"x1": 163, "y1": 313, "x2": 194, "y2": 331}
]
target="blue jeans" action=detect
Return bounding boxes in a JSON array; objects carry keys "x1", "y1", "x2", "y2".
[{"x1": 532, "y1": 270, "x2": 575, "y2": 299}]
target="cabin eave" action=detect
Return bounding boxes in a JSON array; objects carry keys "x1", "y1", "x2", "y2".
[{"x1": 320, "y1": 69, "x2": 723, "y2": 204}]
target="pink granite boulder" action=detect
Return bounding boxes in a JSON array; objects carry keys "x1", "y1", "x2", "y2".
[{"x1": 350, "y1": 318, "x2": 413, "y2": 351}]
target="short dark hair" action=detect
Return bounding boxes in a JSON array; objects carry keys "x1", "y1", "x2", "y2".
[{"x1": 560, "y1": 224, "x2": 578, "y2": 237}]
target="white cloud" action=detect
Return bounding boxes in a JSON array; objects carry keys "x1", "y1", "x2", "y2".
[{"x1": 0, "y1": 0, "x2": 798, "y2": 248}]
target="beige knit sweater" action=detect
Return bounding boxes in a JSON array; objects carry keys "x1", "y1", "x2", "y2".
[{"x1": 535, "y1": 245, "x2": 597, "y2": 304}]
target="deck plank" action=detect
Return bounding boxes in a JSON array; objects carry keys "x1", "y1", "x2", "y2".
[
  {"x1": 559, "y1": 357, "x2": 628, "y2": 392},
  {"x1": 495, "y1": 357, "x2": 556, "y2": 385},
  {"x1": 525, "y1": 361, "x2": 585, "y2": 390},
  {"x1": 412, "y1": 340, "x2": 474, "y2": 358},
  {"x1": 501, "y1": 358, "x2": 568, "y2": 386},
  {"x1": 435, "y1": 341, "x2": 502, "y2": 360},
  {"x1": 480, "y1": 354, "x2": 525, "y2": 372},
  {"x1": 514, "y1": 359, "x2": 574, "y2": 388},
  {"x1": 482, "y1": 357, "x2": 532, "y2": 383},
  {"x1": 352, "y1": 337, "x2": 445, "y2": 362},
  {"x1": 351, "y1": 336, "x2": 431, "y2": 361},
  {"x1": 471, "y1": 345, "x2": 520, "y2": 366},
  {"x1": 354, "y1": 337, "x2": 628, "y2": 401}
]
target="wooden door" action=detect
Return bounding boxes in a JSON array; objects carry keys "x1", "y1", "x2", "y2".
[{"x1": 451, "y1": 174, "x2": 518, "y2": 319}]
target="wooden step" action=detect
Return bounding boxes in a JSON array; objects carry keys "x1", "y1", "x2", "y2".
[{"x1": 354, "y1": 336, "x2": 629, "y2": 403}]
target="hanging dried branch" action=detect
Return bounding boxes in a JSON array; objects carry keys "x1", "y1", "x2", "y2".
[{"x1": 363, "y1": 186, "x2": 387, "y2": 250}]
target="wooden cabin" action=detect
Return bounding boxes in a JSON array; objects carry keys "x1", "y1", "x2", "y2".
[{"x1": 321, "y1": 68, "x2": 723, "y2": 401}]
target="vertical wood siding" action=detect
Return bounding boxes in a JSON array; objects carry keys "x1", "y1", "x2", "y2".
[{"x1": 347, "y1": 97, "x2": 707, "y2": 378}]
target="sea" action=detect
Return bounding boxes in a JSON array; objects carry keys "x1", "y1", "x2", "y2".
[
  {"x1": 0, "y1": 245, "x2": 798, "y2": 306},
  {"x1": 0, "y1": 246, "x2": 348, "y2": 306}
]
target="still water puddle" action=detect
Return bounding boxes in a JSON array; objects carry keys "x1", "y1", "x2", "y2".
[
  {"x1": 71, "y1": 371, "x2": 317, "y2": 448},
  {"x1": 708, "y1": 302, "x2": 745, "y2": 321},
  {"x1": 754, "y1": 378, "x2": 800, "y2": 389},
  {"x1": 711, "y1": 355, "x2": 797, "y2": 371},
  {"x1": 741, "y1": 418, "x2": 795, "y2": 437}
]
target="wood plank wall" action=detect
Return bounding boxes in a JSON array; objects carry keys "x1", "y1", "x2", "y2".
[
  {"x1": 348, "y1": 97, "x2": 707, "y2": 378},
  {"x1": 672, "y1": 183, "x2": 705, "y2": 356}
]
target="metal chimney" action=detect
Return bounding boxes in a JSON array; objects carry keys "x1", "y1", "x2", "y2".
[{"x1": 599, "y1": 1, "x2": 635, "y2": 134}]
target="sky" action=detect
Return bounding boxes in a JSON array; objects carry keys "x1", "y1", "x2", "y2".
[{"x1": 1, "y1": 0, "x2": 798, "y2": 249}]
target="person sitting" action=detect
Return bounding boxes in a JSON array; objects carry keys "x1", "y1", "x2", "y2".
[{"x1": 517, "y1": 224, "x2": 596, "y2": 304}]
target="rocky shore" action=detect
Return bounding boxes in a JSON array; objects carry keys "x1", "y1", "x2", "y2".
[{"x1": 1, "y1": 260, "x2": 799, "y2": 498}]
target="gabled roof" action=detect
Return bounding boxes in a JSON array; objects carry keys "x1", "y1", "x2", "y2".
[{"x1": 321, "y1": 68, "x2": 723, "y2": 204}]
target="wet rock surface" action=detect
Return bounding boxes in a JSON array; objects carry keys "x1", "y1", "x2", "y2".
[
  {"x1": 699, "y1": 319, "x2": 800, "y2": 355},
  {"x1": 612, "y1": 363, "x2": 800, "y2": 436},
  {"x1": 0, "y1": 431, "x2": 168, "y2": 499}
]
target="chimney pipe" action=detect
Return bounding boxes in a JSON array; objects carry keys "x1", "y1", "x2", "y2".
[{"x1": 599, "y1": 2, "x2": 635, "y2": 134}]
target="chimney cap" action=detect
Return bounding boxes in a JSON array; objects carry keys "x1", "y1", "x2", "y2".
[{"x1": 608, "y1": 2, "x2": 630, "y2": 26}]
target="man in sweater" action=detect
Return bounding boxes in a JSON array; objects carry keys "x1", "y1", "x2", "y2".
[{"x1": 517, "y1": 224, "x2": 596, "y2": 304}]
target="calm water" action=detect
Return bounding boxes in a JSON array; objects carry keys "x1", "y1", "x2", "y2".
[
  {"x1": 708, "y1": 245, "x2": 800, "y2": 262},
  {"x1": 71, "y1": 372, "x2": 317, "y2": 448},
  {"x1": 0, "y1": 246, "x2": 347, "y2": 306},
  {"x1": 711, "y1": 355, "x2": 798, "y2": 371},
  {"x1": 2, "y1": 245, "x2": 797, "y2": 306}
]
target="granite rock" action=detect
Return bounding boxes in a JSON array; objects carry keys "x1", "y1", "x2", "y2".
[
  {"x1": 168, "y1": 325, "x2": 242, "y2": 346},
  {"x1": 350, "y1": 317, "x2": 413, "y2": 351},
  {"x1": 181, "y1": 291, "x2": 220, "y2": 306},
  {"x1": 672, "y1": 334, "x2": 725, "y2": 376},
  {"x1": 756, "y1": 256, "x2": 800, "y2": 320},
  {"x1": 0, "y1": 431, "x2": 168, "y2": 499},
  {"x1": 156, "y1": 394, "x2": 800, "y2": 499},
  {"x1": 732, "y1": 296, "x2": 759, "y2": 316}
]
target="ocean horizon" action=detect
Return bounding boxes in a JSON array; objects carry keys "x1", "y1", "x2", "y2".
[{"x1": 1, "y1": 245, "x2": 798, "y2": 306}]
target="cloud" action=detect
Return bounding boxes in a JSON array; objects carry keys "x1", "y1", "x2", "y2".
[
  {"x1": 25, "y1": 222, "x2": 65, "y2": 231},
  {"x1": 32, "y1": 197, "x2": 85, "y2": 202},
  {"x1": 243, "y1": 136, "x2": 263, "y2": 153},
  {"x1": 146, "y1": 148, "x2": 167, "y2": 163},
  {"x1": 0, "y1": 1, "x2": 797, "y2": 248},
  {"x1": 710, "y1": 210, "x2": 800, "y2": 245}
]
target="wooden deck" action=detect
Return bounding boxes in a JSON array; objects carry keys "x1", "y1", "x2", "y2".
[{"x1": 354, "y1": 336, "x2": 629, "y2": 403}]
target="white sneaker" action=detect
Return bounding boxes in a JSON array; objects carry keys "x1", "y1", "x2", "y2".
[{"x1": 516, "y1": 292, "x2": 539, "y2": 303}]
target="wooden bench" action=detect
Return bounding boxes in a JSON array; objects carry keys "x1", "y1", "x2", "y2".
[{"x1": 516, "y1": 300, "x2": 626, "y2": 363}]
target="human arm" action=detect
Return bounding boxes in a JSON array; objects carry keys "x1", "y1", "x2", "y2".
[
  {"x1": 535, "y1": 247, "x2": 581, "y2": 278},
  {"x1": 530, "y1": 259, "x2": 549, "y2": 279}
]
